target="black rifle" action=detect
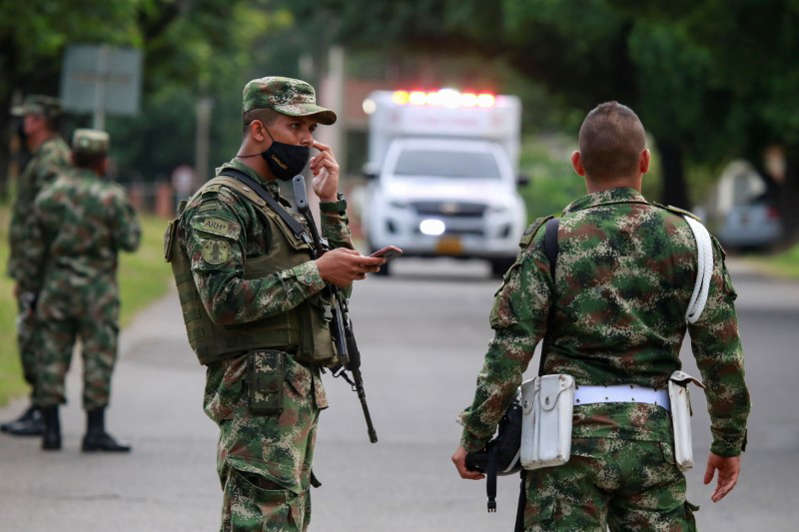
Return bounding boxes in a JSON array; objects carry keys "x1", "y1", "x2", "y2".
[{"x1": 292, "y1": 175, "x2": 378, "y2": 444}]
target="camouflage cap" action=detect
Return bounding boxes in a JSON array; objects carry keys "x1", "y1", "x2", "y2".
[
  {"x1": 242, "y1": 76, "x2": 337, "y2": 125},
  {"x1": 10, "y1": 95, "x2": 63, "y2": 118},
  {"x1": 72, "y1": 129, "x2": 109, "y2": 157}
]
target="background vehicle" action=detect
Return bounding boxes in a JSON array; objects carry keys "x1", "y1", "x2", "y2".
[
  {"x1": 718, "y1": 198, "x2": 782, "y2": 250},
  {"x1": 362, "y1": 89, "x2": 528, "y2": 277},
  {"x1": 701, "y1": 161, "x2": 783, "y2": 250}
]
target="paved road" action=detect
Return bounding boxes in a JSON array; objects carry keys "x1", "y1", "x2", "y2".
[{"x1": 1, "y1": 258, "x2": 797, "y2": 531}]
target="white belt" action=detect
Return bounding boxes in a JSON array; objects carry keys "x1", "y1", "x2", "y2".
[{"x1": 574, "y1": 384, "x2": 670, "y2": 412}]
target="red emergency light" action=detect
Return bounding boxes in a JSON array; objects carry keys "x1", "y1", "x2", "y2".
[{"x1": 391, "y1": 89, "x2": 496, "y2": 108}]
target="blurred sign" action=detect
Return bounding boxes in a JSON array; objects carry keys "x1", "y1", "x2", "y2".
[{"x1": 60, "y1": 45, "x2": 142, "y2": 127}]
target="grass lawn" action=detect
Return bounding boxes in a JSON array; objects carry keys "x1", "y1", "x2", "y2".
[
  {"x1": 745, "y1": 242, "x2": 799, "y2": 279},
  {"x1": 0, "y1": 207, "x2": 173, "y2": 406}
]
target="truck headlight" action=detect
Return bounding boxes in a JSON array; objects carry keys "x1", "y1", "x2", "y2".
[{"x1": 419, "y1": 219, "x2": 446, "y2": 236}]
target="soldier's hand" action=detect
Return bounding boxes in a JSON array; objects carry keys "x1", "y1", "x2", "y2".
[
  {"x1": 451, "y1": 445, "x2": 484, "y2": 480},
  {"x1": 315, "y1": 248, "x2": 385, "y2": 287},
  {"x1": 310, "y1": 141, "x2": 340, "y2": 202},
  {"x1": 704, "y1": 452, "x2": 740, "y2": 502}
]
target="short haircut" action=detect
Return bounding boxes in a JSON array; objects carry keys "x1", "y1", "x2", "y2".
[
  {"x1": 242, "y1": 108, "x2": 280, "y2": 134},
  {"x1": 578, "y1": 101, "x2": 646, "y2": 181},
  {"x1": 73, "y1": 152, "x2": 105, "y2": 169}
]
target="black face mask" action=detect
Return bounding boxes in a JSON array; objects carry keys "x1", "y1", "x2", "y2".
[{"x1": 261, "y1": 127, "x2": 310, "y2": 181}]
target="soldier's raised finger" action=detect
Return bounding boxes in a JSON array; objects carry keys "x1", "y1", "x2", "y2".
[{"x1": 312, "y1": 140, "x2": 331, "y2": 152}]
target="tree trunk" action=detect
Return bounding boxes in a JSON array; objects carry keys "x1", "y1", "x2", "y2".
[
  {"x1": 776, "y1": 145, "x2": 799, "y2": 245},
  {"x1": 0, "y1": 123, "x2": 9, "y2": 202},
  {"x1": 0, "y1": 34, "x2": 16, "y2": 203},
  {"x1": 656, "y1": 137, "x2": 690, "y2": 208}
]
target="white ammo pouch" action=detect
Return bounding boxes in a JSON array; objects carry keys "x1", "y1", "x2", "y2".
[
  {"x1": 668, "y1": 370, "x2": 704, "y2": 471},
  {"x1": 520, "y1": 374, "x2": 575, "y2": 470}
]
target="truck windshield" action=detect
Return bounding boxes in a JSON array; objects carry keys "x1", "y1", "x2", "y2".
[{"x1": 392, "y1": 149, "x2": 501, "y2": 179}]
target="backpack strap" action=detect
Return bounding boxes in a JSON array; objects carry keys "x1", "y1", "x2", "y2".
[
  {"x1": 538, "y1": 217, "x2": 560, "y2": 377},
  {"x1": 514, "y1": 470, "x2": 527, "y2": 532},
  {"x1": 543, "y1": 217, "x2": 560, "y2": 280},
  {"x1": 486, "y1": 447, "x2": 498, "y2": 512}
]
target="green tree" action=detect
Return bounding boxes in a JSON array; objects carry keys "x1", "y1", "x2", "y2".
[
  {"x1": 613, "y1": 0, "x2": 799, "y2": 240},
  {"x1": 0, "y1": 0, "x2": 292, "y2": 194},
  {"x1": 0, "y1": 0, "x2": 141, "y2": 198},
  {"x1": 280, "y1": 0, "x2": 796, "y2": 228}
]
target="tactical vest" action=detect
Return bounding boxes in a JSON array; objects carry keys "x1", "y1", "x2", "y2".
[{"x1": 164, "y1": 175, "x2": 338, "y2": 367}]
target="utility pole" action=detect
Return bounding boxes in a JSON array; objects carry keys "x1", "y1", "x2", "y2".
[
  {"x1": 93, "y1": 45, "x2": 109, "y2": 130},
  {"x1": 194, "y1": 97, "x2": 213, "y2": 187}
]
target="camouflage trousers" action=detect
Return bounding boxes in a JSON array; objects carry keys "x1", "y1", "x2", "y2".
[
  {"x1": 16, "y1": 294, "x2": 39, "y2": 391},
  {"x1": 523, "y1": 437, "x2": 697, "y2": 531},
  {"x1": 204, "y1": 350, "x2": 327, "y2": 532},
  {"x1": 33, "y1": 275, "x2": 120, "y2": 410}
]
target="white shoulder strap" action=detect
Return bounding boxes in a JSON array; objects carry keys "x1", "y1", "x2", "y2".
[{"x1": 684, "y1": 216, "x2": 714, "y2": 324}]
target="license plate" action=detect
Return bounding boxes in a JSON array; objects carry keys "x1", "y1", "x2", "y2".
[{"x1": 435, "y1": 236, "x2": 463, "y2": 255}]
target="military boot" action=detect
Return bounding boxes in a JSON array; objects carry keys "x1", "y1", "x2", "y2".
[
  {"x1": 40, "y1": 406, "x2": 61, "y2": 451},
  {"x1": 1, "y1": 404, "x2": 44, "y2": 436},
  {"x1": 81, "y1": 408, "x2": 131, "y2": 453}
]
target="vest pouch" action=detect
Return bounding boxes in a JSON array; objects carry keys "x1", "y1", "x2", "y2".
[
  {"x1": 164, "y1": 218, "x2": 178, "y2": 262},
  {"x1": 520, "y1": 374, "x2": 575, "y2": 470},
  {"x1": 668, "y1": 370, "x2": 704, "y2": 471},
  {"x1": 295, "y1": 292, "x2": 338, "y2": 367},
  {"x1": 248, "y1": 350, "x2": 285, "y2": 416}
]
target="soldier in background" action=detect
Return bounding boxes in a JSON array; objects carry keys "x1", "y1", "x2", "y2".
[
  {"x1": 453, "y1": 102, "x2": 750, "y2": 530},
  {"x1": 18, "y1": 129, "x2": 141, "y2": 452},
  {"x1": 2, "y1": 95, "x2": 70, "y2": 436}
]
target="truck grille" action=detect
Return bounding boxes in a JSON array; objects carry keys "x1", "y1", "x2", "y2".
[{"x1": 411, "y1": 201, "x2": 487, "y2": 218}]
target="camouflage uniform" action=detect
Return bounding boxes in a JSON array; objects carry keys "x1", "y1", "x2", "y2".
[
  {"x1": 177, "y1": 77, "x2": 344, "y2": 531},
  {"x1": 460, "y1": 187, "x2": 750, "y2": 531},
  {"x1": 7, "y1": 96, "x2": 70, "y2": 392},
  {"x1": 18, "y1": 130, "x2": 141, "y2": 411}
]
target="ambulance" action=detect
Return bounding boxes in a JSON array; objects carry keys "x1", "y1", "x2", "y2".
[{"x1": 361, "y1": 88, "x2": 527, "y2": 277}]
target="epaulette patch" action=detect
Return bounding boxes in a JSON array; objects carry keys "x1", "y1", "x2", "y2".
[
  {"x1": 652, "y1": 201, "x2": 703, "y2": 222},
  {"x1": 519, "y1": 215, "x2": 554, "y2": 249},
  {"x1": 190, "y1": 215, "x2": 241, "y2": 240}
]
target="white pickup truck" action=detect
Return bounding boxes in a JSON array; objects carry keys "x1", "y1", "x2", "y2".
[{"x1": 362, "y1": 89, "x2": 528, "y2": 277}]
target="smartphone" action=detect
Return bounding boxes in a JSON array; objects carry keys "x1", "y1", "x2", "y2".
[{"x1": 370, "y1": 245, "x2": 404, "y2": 261}]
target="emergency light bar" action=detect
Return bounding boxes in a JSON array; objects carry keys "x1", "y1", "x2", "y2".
[{"x1": 390, "y1": 89, "x2": 496, "y2": 108}]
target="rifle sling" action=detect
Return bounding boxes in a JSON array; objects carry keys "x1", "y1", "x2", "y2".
[
  {"x1": 539, "y1": 217, "x2": 560, "y2": 376},
  {"x1": 218, "y1": 168, "x2": 308, "y2": 241}
]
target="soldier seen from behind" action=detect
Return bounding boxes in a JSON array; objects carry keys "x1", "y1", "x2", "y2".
[
  {"x1": 165, "y1": 76, "x2": 385, "y2": 531},
  {"x1": 17, "y1": 129, "x2": 141, "y2": 452},
  {"x1": 2, "y1": 95, "x2": 70, "y2": 437},
  {"x1": 452, "y1": 102, "x2": 750, "y2": 530}
]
